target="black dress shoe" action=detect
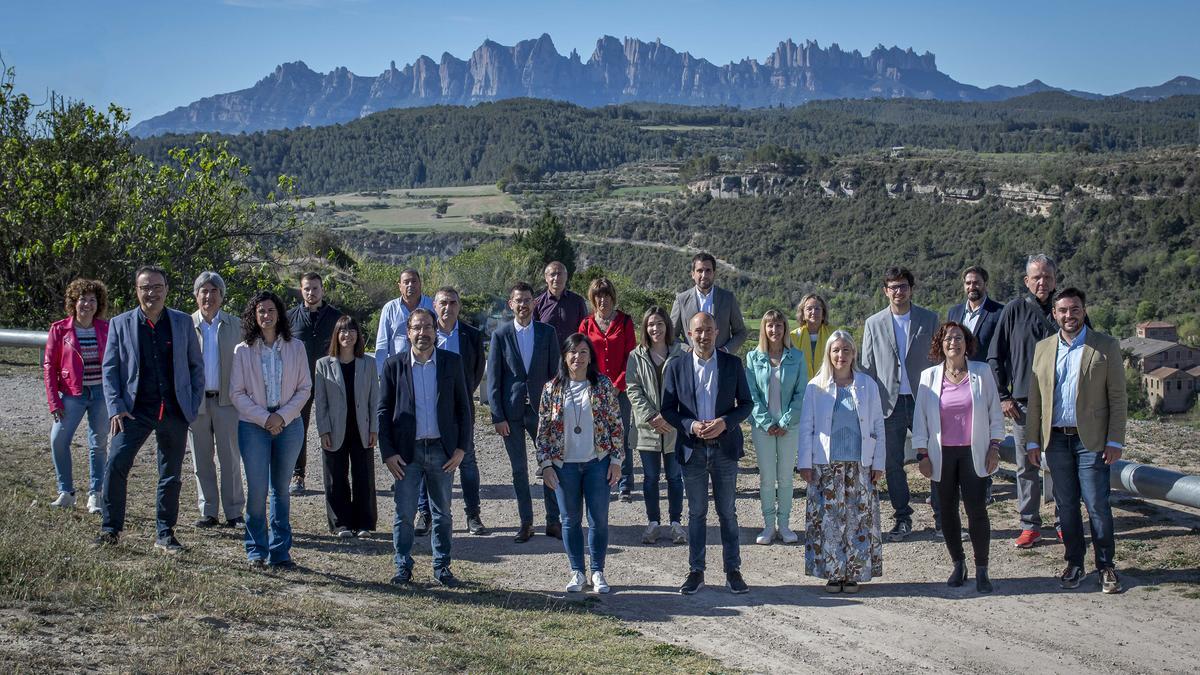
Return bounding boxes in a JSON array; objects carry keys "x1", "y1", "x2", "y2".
[
  {"x1": 545, "y1": 521, "x2": 562, "y2": 540},
  {"x1": 433, "y1": 569, "x2": 459, "y2": 588},
  {"x1": 948, "y1": 560, "x2": 968, "y2": 587},
  {"x1": 466, "y1": 514, "x2": 487, "y2": 535},
  {"x1": 514, "y1": 524, "x2": 535, "y2": 543},
  {"x1": 194, "y1": 516, "x2": 220, "y2": 528},
  {"x1": 225, "y1": 517, "x2": 245, "y2": 529},
  {"x1": 679, "y1": 571, "x2": 704, "y2": 595},
  {"x1": 976, "y1": 566, "x2": 993, "y2": 593},
  {"x1": 414, "y1": 511, "x2": 432, "y2": 537},
  {"x1": 269, "y1": 559, "x2": 297, "y2": 570},
  {"x1": 92, "y1": 531, "x2": 119, "y2": 548},
  {"x1": 726, "y1": 570, "x2": 749, "y2": 594},
  {"x1": 390, "y1": 568, "x2": 413, "y2": 585}
]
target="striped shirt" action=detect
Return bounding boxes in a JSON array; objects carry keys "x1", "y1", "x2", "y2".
[{"x1": 75, "y1": 325, "x2": 102, "y2": 386}]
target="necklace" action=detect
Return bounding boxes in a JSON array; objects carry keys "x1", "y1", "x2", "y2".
[
  {"x1": 569, "y1": 382, "x2": 586, "y2": 434},
  {"x1": 945, "y1": 364, "x2": 968, "y2": 382}
]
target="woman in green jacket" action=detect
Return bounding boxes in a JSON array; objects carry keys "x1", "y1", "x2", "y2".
[
  {"x1": 746, "y1": 309, "x2": 808, "y2": 544},
  {"x1": 625, "y1": 306, "x2": 687, "y2": 545}
]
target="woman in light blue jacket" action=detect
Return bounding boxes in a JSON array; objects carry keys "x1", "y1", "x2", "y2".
[{"x1": 744, "y1": 310, "x2": 808, "y2": 545}]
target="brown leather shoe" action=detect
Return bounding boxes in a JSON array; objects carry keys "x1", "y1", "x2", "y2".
[
  {"x1": 545, "y1": 521, "x2": 562, "y2": 540},
  {"x1": 514, "y1": 523, "x2": 535, "y2": 543}
]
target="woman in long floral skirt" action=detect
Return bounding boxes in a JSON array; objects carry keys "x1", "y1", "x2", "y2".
[{"x1": 797, "y1": 330, "x2": 886, "y2": 593}]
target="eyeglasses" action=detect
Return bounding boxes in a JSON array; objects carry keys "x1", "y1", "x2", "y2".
[
  {"x1": 943, "y1": 336, "x2": 965, "y2": 344},
  {"x1": 885, "y1": 284, "x2": 910, "y2": 293},
  {"x1": 137, "y1": 284, "x2": 166, "y2": 293}
]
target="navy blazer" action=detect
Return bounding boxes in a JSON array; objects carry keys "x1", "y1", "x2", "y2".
[
  {"x1": 660, "y1": 350, "x2": 753, "y2": 463},
  {"x1": 377, "y1": 348, "x2": 472, "y2": 464},
  {"x1": 487, "y1": 319, "x2": 558, "y2": 423},
  {"x1": 947, "y1": 297, "x2": 1005, "y2": 363},
  {"x1": 456, "y1": 321, "x2": 486, "y2": 402},
  {"x1": 102, "y1": 307, "x2": 205, "y2": 423}
]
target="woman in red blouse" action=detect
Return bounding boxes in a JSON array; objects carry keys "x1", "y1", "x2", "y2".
[{"x1": 578, "y1": 278, "x2": 637, "y2": 501}]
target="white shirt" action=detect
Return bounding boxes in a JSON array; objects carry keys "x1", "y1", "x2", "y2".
[
  {"x1": 891, "y1": 310, "x2": 912, "y2": 395},
  {"x1": 767, "y1": 363, "x2": 783, "y2": 419},
  {"x1": 692, "y1": 352, "x2": 717, "y2": 422},
  {"x1": 962, "y1": 296, "x2": 987, "y2": 334},
  {"x1": 695, "y1": 287, "x2": 714, "y2": 315},
  {"x1": 563, "y1": 380, "x2": 595, "y2": 463},
  {"x1": 411, "y1": 351, "x2": 440, "y2": 440},
  {"x1": 514, "y1": 319, "x2": 535, "y2": 373},
  {"x1": 199, "y1": 315, "x2": 220, "y2": 391}
]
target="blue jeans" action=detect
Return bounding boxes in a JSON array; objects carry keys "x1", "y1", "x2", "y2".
[
  {"x1": 640, "y1": 450, "x2": 683, "y2": 524},
  {"x1": 883, "y1": 394, "x2": 915, "y2": 523},
  {"x1": 616, "y1": 392, "x2": 635, "y2": 493},
  {"x1": 1046, "y1": 432, "x2": 1115, "y2": 570},
  {"x1": 101, "y1": 406, "x2": 189, "y2": 538},
  {"x1": 502, "y1": 406, "x2": 560, "y2": 526},
  {"x1": 682, "y1": 445, "x2": 741, "y2": 573},
  {"x1": 49, "y1": 384, "x2": 108, "y2": 495},
  {"x1": 417, "y1": 440, "x2": 480, "y2": 517},
  {"x1": 239, "y1": 419, "x2": 304, "y2": 563},
  {"x1": 393, "y1": 440, "x2": 454, "y2": 573},
  {"x1": 553, "y1": 456, "x2": 612, "y2": 572}
]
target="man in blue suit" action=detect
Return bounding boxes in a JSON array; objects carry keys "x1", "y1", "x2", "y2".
[
  {"x1": 487, "y1": 282, "x2": 562, "y2": 543},
  {"x1": 378, "y1": 308, "x2": 472, "y2": 587},
  {"x1": 947, "y1": 266, "x2": 1004, "y2": 363},
  {"x1": 96, "y1": 266, "x2": 205, "y2": 553},
  {"x1": 661, "y1": 312, "x2": 754, "y2": 595}
]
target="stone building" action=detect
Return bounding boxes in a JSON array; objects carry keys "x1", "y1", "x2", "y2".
[
  {"x1": 1121, "y1": 322, "x2": 1199, "y2": 413},
  {"x1": 1144, "y1": 367, "x2": 1196, "y2": 413}
]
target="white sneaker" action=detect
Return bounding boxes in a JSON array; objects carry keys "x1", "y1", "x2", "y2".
[
  {"x1": 591, "y1": 571, "x2": 610, "y2": 594},
  {"x1": 778, "y1": 526, "x2": 799, "y2": 544},
  {"x1": 86, "y1": 493, "x2": 102, "y2": 514},
  {"x1": 565, "y1": 571, "x2": 587, "y2": 593},
  {"x1": 641, "y1": 522, "x2": 659, "y2": 544},
  {"x1": 670, "y1": 522, "x2": 686, "y2": 544},
  {"x1": 756, "y1": 526, "x2": 776, "y2": 545},
  {"x1": 51, "y1": 492, "x2": 76, "y2": 509}
]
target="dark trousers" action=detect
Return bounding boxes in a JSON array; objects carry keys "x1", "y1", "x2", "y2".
[
  {"x1": 101, "y1": 407, "x2": 189, "y2": 538},
  {"x1": 293, "y1": 393, "x2": 314, "y2": 479},
  {"x1": 883, "y1": 394, "x2": 915, "y2": 523},
  {"x1": 935, "y1": 445, "x2": 991, "y2": 566},
  {"x1": 1046, "y1": 432, "x2": 1115, "y2": 570},
  {"x1": 502, "y1": 405, "x2": 560, "y2": 527},
  {"x1": 682, "y1": 444, "x2": 741, "y2": 573},
  {"x1": 641, "y1": 450, "x2": 684, "y2": 524},
  {"x1": 323, "y1": 445, "x2": 377, "y2": 532},
  {"x1": 418, "y1": 428, "x2": 480, "y2": 517}
]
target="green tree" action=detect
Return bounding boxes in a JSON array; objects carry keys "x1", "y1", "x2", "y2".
[{"x1": 516, "y1": 208, "x2": 576, "y2": 279}]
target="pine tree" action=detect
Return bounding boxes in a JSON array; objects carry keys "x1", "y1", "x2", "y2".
[{"x1": 517, "y1": 207, "x2": 576, "y2": 278}]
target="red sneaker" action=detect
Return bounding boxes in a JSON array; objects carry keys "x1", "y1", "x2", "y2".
[
  {"x1": 1056, "y1": 526, "x2": 1064, "y2": 543},
  {"x1": 1014, "y1": 529, "x2": 1042, "y2": 549}
]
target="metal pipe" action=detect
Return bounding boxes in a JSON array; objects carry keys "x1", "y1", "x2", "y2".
[{"x1": 0, "y1": 329, "x2": 49, "y2": 349}]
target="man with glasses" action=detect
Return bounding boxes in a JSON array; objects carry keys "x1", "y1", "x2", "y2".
[{"x1": 860, "y1": 266, "x2": 938, "y2": 541}]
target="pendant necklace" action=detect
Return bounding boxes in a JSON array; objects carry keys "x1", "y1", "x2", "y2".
[{"x1": 571, "y1": 383, "x2": 584, "y2": 434}]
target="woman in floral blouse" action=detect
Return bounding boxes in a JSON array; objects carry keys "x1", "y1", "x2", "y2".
[{"x1": 536, "y1": 333, "x2": 624, "y2": 594}]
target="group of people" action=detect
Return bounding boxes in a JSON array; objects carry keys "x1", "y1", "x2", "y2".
[{"x1": 42, "y1": 251, "x2": 1127, "y2": 596}]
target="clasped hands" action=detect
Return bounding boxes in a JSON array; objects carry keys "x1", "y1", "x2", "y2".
[{"x1": 690, "y1": 417, "x2": 727, "y2": 440}]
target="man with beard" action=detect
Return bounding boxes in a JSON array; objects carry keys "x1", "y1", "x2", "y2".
[{"x1": 670, "y1": 253, "x2": 748, "y2": 354}]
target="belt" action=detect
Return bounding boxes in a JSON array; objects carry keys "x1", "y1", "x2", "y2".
[
  {"x1": 415, "y1": 437, "x2": 442, "y2": 446},
  {"x1": 205, "y1": 391, "x2": 220, "y2": 398},
  {"x1": 1052, "y1": 426, "x2": 1078, "y2": 436}
]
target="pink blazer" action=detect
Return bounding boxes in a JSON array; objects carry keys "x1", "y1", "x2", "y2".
[
  {"x1": 43, "y1": 316, "x2": 110, "y2": 413},
  {"x1": 230, "y1": 337, "x2": 312, "y2": 427}
]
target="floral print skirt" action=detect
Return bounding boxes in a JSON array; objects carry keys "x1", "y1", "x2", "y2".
[{"x1": 804, "y1": 461, "x2": 883, "y2": 582}]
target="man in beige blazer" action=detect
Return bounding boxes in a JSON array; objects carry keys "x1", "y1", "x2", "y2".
[
  {"x1": 1025, "y1": 288, "x2": 1126, "y2": 594},
  {"x1": 190, "y1": 272, "x2": 245, "y2": 529}
]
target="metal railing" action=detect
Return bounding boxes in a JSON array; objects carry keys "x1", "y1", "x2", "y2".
[{"x1": 0, "y1": 329, "x2": 49, "y2": 349}]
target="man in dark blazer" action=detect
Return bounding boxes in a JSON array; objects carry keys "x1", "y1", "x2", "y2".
[
  {"x1": 662, "y1": 312, "x2": 754, "y2": 595},
  {"x1": 286, "y1": 271, "x2": 342, "y2": 495},
  {"x1": 97, "y1": 265, "x2": 205, "y2": 553},
  {"x1": 413, "y1": 286, "x2": 488, "y2": 536},
  {"x1": 669, "y1": 252, "x2": 749, "y2": 353},
  {"x1": 860, "y1": 266, "x2": 938, "y2": 542},
  {"x1": 487, "y1": 281, "x2": 562, "y2": 542},
  {"x1": 947, "y1": 266, "x2": 1004, "y2": 363},
  {"x1": 378, "y1": 308, "x2": 472, "y2": 587}
]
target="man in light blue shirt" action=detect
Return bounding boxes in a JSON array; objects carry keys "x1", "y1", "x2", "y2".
[
  {"x1": 1051, "y1": 326, "x2": 1088, "y2": 428},
  {"x1": 374, "y1": 268, "x2": 433, "y2": 376}
]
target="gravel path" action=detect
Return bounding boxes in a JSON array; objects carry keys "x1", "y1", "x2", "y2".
[{"x1": 5, "y1": 366, "x2": 1199, "y2": 674}]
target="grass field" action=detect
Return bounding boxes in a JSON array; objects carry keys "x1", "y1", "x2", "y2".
[{"x1": 318, "y1": 185, "x2": 518, "y2": 234}]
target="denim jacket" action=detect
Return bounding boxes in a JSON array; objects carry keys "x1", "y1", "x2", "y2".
[{"x1": 744, "y1": 347, "x2": 808, "y2": 431}]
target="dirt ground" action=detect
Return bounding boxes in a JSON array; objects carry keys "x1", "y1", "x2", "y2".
[{"x1": 3, "y1": 365, "x2": 1199, "y2": 674}]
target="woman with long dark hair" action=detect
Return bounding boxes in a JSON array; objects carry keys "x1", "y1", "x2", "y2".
[{"x1": 536, "y1": 334, "x2": 624, "y2": 594}]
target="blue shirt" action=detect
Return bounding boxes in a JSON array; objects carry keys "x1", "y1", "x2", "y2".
[
  {"x1": 1052, "y1": 327, "x2": 1087, "y2": 428},
  {"x1": 374, "y1": 295, "x2": 434, "y2": 376},
  {"x1": 829, "y1": 386, "x2": 863, "y2": 463},
  {"x1": 411, "y1": 351, "x2": 440, "y2": 440},
  {"x1": 437, "y1": 321, "x2": 461, "y2": 355}
]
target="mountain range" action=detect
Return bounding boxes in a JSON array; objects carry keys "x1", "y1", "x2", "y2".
[{"x1": 130, "y1": 34, "x2": 1199, "y2": 137}]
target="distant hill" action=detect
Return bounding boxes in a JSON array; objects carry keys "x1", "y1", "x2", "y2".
[
  {"x1": 133, "y1": 34, "x2": 1197, "y2": 137},
  {"x1": 1118, "y1": 76, "x2": 1200, "y2": 101}
]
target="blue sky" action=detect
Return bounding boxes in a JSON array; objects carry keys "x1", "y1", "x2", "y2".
[{"x1": 4, "y1": 0, "x2": 1198, "y2": 124}]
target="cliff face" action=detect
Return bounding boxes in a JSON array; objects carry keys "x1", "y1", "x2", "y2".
[{"x1": 129, "y1": 34, "x2": 1155, "y2": 137}]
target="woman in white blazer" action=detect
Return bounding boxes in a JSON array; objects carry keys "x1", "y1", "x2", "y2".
[
  {"x1": 314, "y1": 315, "x2": 379, "y2": 538},
  {"x1": 797, "y1": 330, "x2": 885, "y2": 594},
  {"x1": 912, "y1": 321, "x2": 1004, "y2": 593}
]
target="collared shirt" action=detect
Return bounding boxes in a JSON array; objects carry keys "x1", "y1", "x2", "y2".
[
  {"x1": 1052, "y1": 327, "x2": 1087, "y2": 428},
  {"x1": 891, "y1": 310, "x2": 912, "y2": 395},
  {"x1": 437, "y1": 321, "x2": 461, "y2": 355},
  {"x1": 962, "y1": 296, "x2": 988, "y2": 335},
  {"x1": 375, "y1": 295, "x2": 434, "y2": 376},
  {"x1": 199, "y1": 314, "x2": 221, "y2": 391},
  {"x1": 533, "y1": 288, "x2": 589, "y2": 346},
  {"x1": 259, "y1": 339, "x2": 284, "y2": 408},
  {"x1": 692, "y1": 351, "x2": 717, "y2": 422},
  {"x1": 514, "y1": 319, "x2": 535, "y2": 373},
  {"x1": 695, "y1": 287, "x2": 714, "y2": 315},
  {"x1": 411, "y1": 351, "x2": 440, "y2": 440},
  {"x1": 134, "y1": 307, "x2": 177, "y2": 414}
]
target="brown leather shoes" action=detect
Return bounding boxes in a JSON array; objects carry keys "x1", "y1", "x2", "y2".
[
  {"x1": 514, "y1": 523, "x2": 535, "y2": 543},
  {"x1": 545, "y1": 521, "x2": 562, "y2": 540}
]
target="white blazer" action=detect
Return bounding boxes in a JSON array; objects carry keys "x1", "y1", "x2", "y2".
[
  {"x1": 797, "y1": 371, "x2": 886, "y2": 471},
  {"x1": 911, "y1": 361, "x2": 1005, "y2": 481}
]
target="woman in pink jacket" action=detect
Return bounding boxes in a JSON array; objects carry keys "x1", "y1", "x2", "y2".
[
  {"x1": 230, "y1": 291, "x2": 312, "y2": 570},
  {"x1": 43, "y1": 279, "x2": 110, "y2": 513}
]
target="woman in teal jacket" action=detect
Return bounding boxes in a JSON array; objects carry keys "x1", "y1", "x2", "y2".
[{"x1": 745, "y1": 309, "x2": 808, "y2": 545}]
